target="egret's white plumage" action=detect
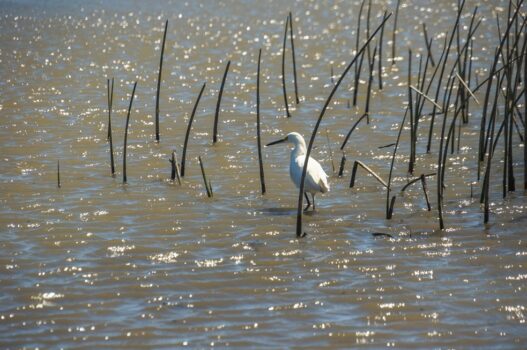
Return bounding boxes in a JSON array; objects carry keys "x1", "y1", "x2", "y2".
[{"x1": 267, "y1": 132, "x2": 330, "y2": 210}]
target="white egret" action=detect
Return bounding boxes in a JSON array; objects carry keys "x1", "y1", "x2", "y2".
[{"x1": 266, "y1": 132, "x2": 330, "y2": 211}]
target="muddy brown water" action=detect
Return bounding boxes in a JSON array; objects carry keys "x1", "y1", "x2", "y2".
[{"x1": 1, "y1": 0, "x2": 526, "y2": 348}]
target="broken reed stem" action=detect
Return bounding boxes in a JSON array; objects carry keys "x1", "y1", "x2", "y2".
[
  {"x1": 386, "y1": 106, "x2": 408, "y2": 219},
  {"x1": 181, "y1": 82, "x2": 206, "y2": 177},
  {"x1": 213, "y1": 60, "x2": 231, "y2": 144},
  {"x1": 338, "y1": 152, "x2": 346, "y2": 177},
  {"x1": 107, "y1": 77, "x2": 115, "y2": 176},
  {"x1": 289, "y1": 11, "x2": 300, "y2": 104},
  {"x1": 123, "y1": 81, "x2": 137, "y2": 184},
  {"x1": 296, "y1": 13, "x2": 392, "y2": 238},
  {"x1": 256, "y1": 49, "x2": 266, "y2": 195},
  {"x1": 169, "y1": 150, "x2": 182, "y2": 185},
  {"x1": 391, "y1": 0, "x2": 401, "y2": 65},
  {"x1": 340, "y1": 113, "x2": 370, "y2": 150},
  {"x1": 420, "y1": 174, "x2": 432, "y2": 211},
  {"x1": 281, "y1": 15, "x2": 291, "y2": 118},
  {"x1": 57, "y1": 160, "x2": 61, "y2": 188},
  {"x1": 349, "y1": 160, "x2": 388, "y2": 188},
  {"x1": 400, "y1": 172, "x2": 436, "y2": 192},
  {"x1": 422, "y1": 23, "x2": 436, "y2": 67},
  {"x1": 198, "y1": 156, "x2": 213, "y2": 198},
  {"x1": 155, "y1": 19, "x2": 168, "y2": 143}
]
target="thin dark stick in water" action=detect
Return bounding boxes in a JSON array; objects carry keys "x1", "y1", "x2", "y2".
[
  {"x1": 422, "y1": 23, "x2": 436, "y2": 67},
  {"x1": 289, "y1": 11, "x2": 300, "y2": 104},
  {"x1": 350, "y1": 160, "x2": 388, "y2": 188},
  {"x1": 378, "y1": 143, "x2": 396, "y2": 149},
  {"x1": 256, "y1": 49, "x2": 266, "y2": 195},
  {"x1": 386, "y1": 106, "x2": 408, "y2": 219},
  {"x1": 155, "y1": 19, "x2": 168, "y2": 143},
  {"x1": 400, "y1": 173, "x2": 436, "y2": 192},
  {"x1": 378, "y1": 10, "x2": 387, "y2": 89},
  {"x1": 372, "y1": 232, "x2": 394, "y2": 238},
  {"x1": 57, "y1": 160, "x2": 61, "y2": 188},
  {"x1": 107, "y1": 78, "x2": 115, "y2": 176},
  {"x1": 198, "y1": 156, "x2": 213, "y2": 198},
  {"x1": 364, "y1": 46, "x2": 377, "y2": 119},
  {"x1": 296, "y1": 13, "x2": 392, "y2": 237},
  {"x1": 169, "y1": 150, "x2": 182, "y2": 185},
  {"x1": 353, "y1": 0, "x2": 366, "y2": 106},
  {"x1": 123, "y1": 81, "x2": 137, "y2": 184},
  {"x1": 331, "y1": 65, "x2": 334, "y2": 84},
  {"x1": 213, "y1": 60, "x2": 231, "y2": 144},
  {"x1": 181, "y1": 82, "x2": 206, "y2": 177},
  {"x1": 391, "y1": 0, "x2": 401, "y2": 65},
  {"x1": 281, "y1": 15, "x2": 291, "y2": 118},
  {"x1": 338, "y1": 152, "x2": 346, "y2": 177},
  {"x1": 408, "y1": 49, "x2": 415, "y2": 174},
  {"x1": 340, "y1": 113, "x2": 369, "y2": 150},
  {"x1": 420, "y1": 174, "x2": 432, "y2": 211}
]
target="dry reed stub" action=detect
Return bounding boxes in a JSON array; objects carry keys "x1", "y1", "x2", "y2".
[
  {"x1": 169, "y1": 149, "x2": 182, "y2": 185},
  {"x1": 198, "y1": 156, "x2": 213, "y2": 198},
  {"x1": 295, "y1": 12, "x2": 392, "y2": 237},
  {"x1": 349, "y1": 160, "x2": 388, "y2": 188},
  {"x1": 213, "y1": 60, "x2": 231, "y2": 144},
  {"x1": 123, "y1": 81, "x2": 137, "y2": 184},
  {"x1": 181, "y1": 82, "x2": 206, "y2": 178},
  {"x1": 155, "y1": 19, "x2": 168, "y2": 143},
  {"x1": 338, "y1": 152, "x2": 346, "y2": 177},
  {"x1": 57, "y1": 159, "x2": 61, "y2": 188}
]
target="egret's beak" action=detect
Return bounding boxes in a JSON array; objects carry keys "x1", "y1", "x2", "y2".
[{"x1": 266, "y1": 137, "x2": 287, "y2": 147}]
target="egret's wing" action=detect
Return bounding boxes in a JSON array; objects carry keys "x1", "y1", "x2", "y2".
[{"x1": 294, "y1": 156, "x2": 330, "y2": 193}]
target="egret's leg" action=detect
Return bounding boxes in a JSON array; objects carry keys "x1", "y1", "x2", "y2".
[
  {"x1": 304, "y1": 192, "x2": 311, "y2": 211},
  {"x1": 312, "y1": 194, "x2": 316, "y2": 211}
]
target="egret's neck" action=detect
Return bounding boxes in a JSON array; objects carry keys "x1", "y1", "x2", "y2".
[{"x1": 291, "y1": 138, "x2": 307, "y2": 158}]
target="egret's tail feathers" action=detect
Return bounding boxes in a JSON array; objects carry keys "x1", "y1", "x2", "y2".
[{"x1": 319, "y1": 176, "x2": 330, "y2": 193}]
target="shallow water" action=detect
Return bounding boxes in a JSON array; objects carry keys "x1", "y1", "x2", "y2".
[{"x1": 1, "y1": 0, "x2": 526, "y2": 348}]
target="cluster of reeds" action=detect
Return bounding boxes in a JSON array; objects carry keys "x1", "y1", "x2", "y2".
[{"x1": 86, "y1": 1, "x2": 525, "y2": 238}]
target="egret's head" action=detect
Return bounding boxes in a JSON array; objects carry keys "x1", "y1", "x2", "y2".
[{"x1": 266, "y1": 132, "x2": 305, "y2": 147}]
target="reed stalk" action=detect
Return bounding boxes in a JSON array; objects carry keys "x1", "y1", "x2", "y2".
[
  {"x1": 155, "y1": 19, "x2": 168, "y2": 142},
  {"x1": 256, "y1": 49, "x2": 266, "y2": 195},
  {"x1": 123, "y1": 81, "x2": 137, "y2": 184},
  {"x1": 213, "y1": 60, "x2": 231, "y2": 144},
  {"x1": 296, "y1": 13, "x2": 392, "y2": 237},
  {"x1": 181, "y1": 83, "x2": 206, "y2": 177}
]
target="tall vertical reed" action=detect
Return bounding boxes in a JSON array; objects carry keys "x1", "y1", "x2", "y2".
[
  {"x1": 289, "y1": 12, "x2": 300, "y2": 104},
  {"x1": 296, "y1": 13, "x2": 391, "y2": 237},
  {"x1": 155, "y1": 19, "x2": 168, "y2": 142},
  {"x1": 213, "y1": 60, "x2": 231, "y2": 144},
  {"x1": 107, "y1": 78, "x2": 115, "y2": 176},
  {"x1": 256, "y1": 49, "x2": 266, "y2": 195},
  {"x1": 281, "y1": 15, "x2": 291, "y2": 117},
  {"x1": 123, "y1": 81, "x2": 137, "y2": 184},
  {"x1": 181, "y1": 83, "x2": 206, "y2": 177}
]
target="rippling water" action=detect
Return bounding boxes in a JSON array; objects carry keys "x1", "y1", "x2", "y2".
[{"x1": 1, "y1": 0, "x2": 526, "y2": 348}]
